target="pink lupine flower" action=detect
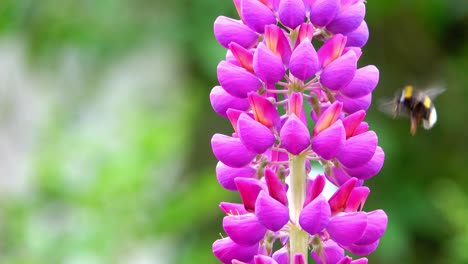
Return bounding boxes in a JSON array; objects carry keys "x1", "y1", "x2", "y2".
[{"x1": 210, "y1": 0, "x2": 387, "y2": 263}]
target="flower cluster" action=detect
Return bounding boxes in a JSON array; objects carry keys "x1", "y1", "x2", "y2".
[{"x1": 210, "y1": 0, "x2": 387, "y2": 263}]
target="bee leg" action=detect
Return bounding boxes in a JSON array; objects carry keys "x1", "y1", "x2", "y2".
[{"x1": 410, "y1": 115, "x2": 417, "y2": 136}]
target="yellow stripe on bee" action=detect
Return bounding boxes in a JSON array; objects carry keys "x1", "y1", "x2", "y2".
[
  {"x1": 404, "y1": 85, "x2": 413, "y2": 99},
  {"x1": 423, "y1": 96, "x2": 431, "y2": 108}
]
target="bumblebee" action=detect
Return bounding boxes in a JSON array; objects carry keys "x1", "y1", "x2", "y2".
[{"x1": 380, "y1": 85, "x2": 445, "y2": 135}]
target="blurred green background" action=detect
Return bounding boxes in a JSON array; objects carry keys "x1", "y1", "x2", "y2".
[{"x1": 0, "y1": 0, "x2": 466, "y2": 263}]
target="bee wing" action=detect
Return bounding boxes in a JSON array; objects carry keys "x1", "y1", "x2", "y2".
[
  {"x1": 423, "y1": 85, "x2": 446, "y2": 100},
  {"x1": 377, "y1": 98, "x2": 410, "y2": 118}
]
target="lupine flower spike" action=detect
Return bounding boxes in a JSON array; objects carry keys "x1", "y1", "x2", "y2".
[{"x1": 211, "y1": 0, "x2": 387, "y2": 263}]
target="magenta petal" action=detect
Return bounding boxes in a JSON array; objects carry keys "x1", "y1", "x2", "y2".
[
  {"x1": 220, "y1": 202, "x2": 249, "y2": 215},
  {"x1": 308, "y1": 0, "x2": 340, "y2": 26},
  {"x1": 328, "y1": 177, "x2": 357, "y2": 214},
  {"x1": 354, "y1": 210, "x2": 388, "y2": 245},
  {"x1": 293, "y1": 254, "x2": 305, "y2": 264},
  {"x1": 255, "y1": 191, "x2": 290, "y2": 231},
  {"x1": 272, "y1": 247, "x2": 289, "y2": 264},
  {"x1": 280, "y1": 114, "x2": 311, "y2": 155},
  {"x1": 327, "y1": 212, "x2": 367, "y2": 246},
  {"x1": 255, "y1": 255, "x2": 279, "y2": 264},
  {"x1": 313, "y1": 101, "x2": 343, "y2": 135},
  {"x1": 241, "y1": 0, "x2": 277, "y2": 33},
  {"x1": 346, "y1": 21, "x2": 369, "y2": 48},
  {"x1": 325, "y1": 166, "x2": 353, "y2": 187},
  {"x1": 312, "y1": 240, "x2": 345, "y2": 264},
  {"x1": 278, "y1": 0, "x2": 306, "y2": 29},
  {"x1": 223, "y1": 214, "x2": 267, "y2": 245},
  {"x1": 327, "y1": 2, "x2": 366, "y2": 34},
  {"x1": 351, "y1": 258, "x2": 369, "y2": 264},
  {"x1": 344, "y1": 146, "x2": 384, "y2": 180},
  {"x1": 210, "y1": 86, "x2": 250, "y2": 117},
  {"x1": 304, "y1": 174, "x2": 326, "y2": 206},
  {"x1": 317, "y1": 34, "x2": 347, "y2": 67},
  {"x1": 336, "y1": 92, "x2": 372, "y2": 114},
  {"x1": 342, "y1": 110, "x2": 366, "y2": 138},
  {"x1": 312, "y1": 120, "x2": 346, "y2": 160},
  {"x1": 336, "y1": 131, "x2": 378, "y2": 168},
  {"x1": 299, "y1": 195, "x2": 331, "y2": 235},
  {"x1": 214, "y1": 16, "x2": 260, "y2": 48},
  {"x1": 264, "y1": 25, "x2": 292, "y2": 66},
  {"x1": 340, "y1": 65, "x2": 379, "y2": 98},
  {"x1": 321, "y1": 50, "x2": 357, "y2": 91},
  {"x1": 213, "y1": 237, "x2": 259, "y2": 263},
  {"x1": 236, "y1": 178, "x2": 265, "y2": 212},
  {"x1": 217, "y1": 61, "x2": 262, "y2": 98},
  {"x1": 229, "y1": 42, "x2": 254, "y2": 73},
  {"x1": 289, "y1": 92, "x2": 305, "y2": 120},
  {"x1": 264, "y1": 168, "x2": 288, "y2": 206},
  {"x1": 249, "y1": 93, "x2": 281, "y2": 129},
  {"x1": 289, "y1": 38, "x2": 319, "y2": 80},
  {"x1": 296, "y1": 23, "x2": 314, "y2": 46},
  {"x1": 344, "y1": 240, "x2": 380, "y2": 256},
  {"x1": 238, "y1": 113, "x2": 276, "y2": 154},
  {"x1": 345, "y1": 186, "x2": 370, "y2": 213},
  {"x1": 211, "y1": 134, "x2": 257, "y2": 168},
  {"x1": 254, "y1": 43, "x2": 286, "y2": 84},
  {"x1": 216, "y1": 161, "x2": 256, "y2": 191}
]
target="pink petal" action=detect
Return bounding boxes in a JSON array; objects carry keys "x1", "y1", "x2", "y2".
[
  {"x1": 344, "y1": 146, "x2": 384, "y2": 180},
  {"x1": 278, "y1": 0, "x2": 306, "y2": 29},
  {"x1": 229, "y1": 42, "x2": 254, "y2": 73},
  {"x1": 220, "y1": 202, "x2": 249, "y2": 215},
  {"x1": 317, "y1": 34, "x2": 347, "y2": 67},
  {"x1": 214, "y1": 16, "x2": 260, "y2": 48},
  {"x1": 255, "y1": 191, "x2": 290, "y2": 231},
  {"x1": 342, "y1": 110, "x2": 366, "y2": 139},
  {"x1": 253, "y1": 43, "x2": 286, "y2": 84},
  {"x1": 217, "y1": 60, "x2": 262, "y2": 98},
  {"x1": 327, "y1": 2, "x2": 366, "y2": 34},
  {"x1": 272, "y1": 247, "x2": 289, "y2": 264},
  {"x1": 340, "y1": 65, "x2": 379, "y2": 98},
  {"x1": 241, "y1": 0, "x2": 277, "y2": 33},
  {"x1": 311, "y1": 240, "x2": 345, "y2": 264},
  {"x1": 223, "y1": 214, "x2": 267, "y2": 245},
  {"x1": 255, "y1": 255, "x2": 279, "y2": 264},
  {"x1": 345, "y1": 186, "x2": 369, "y2": 212},
  {"x1": 336, "y1": 131, "x2": 378, "y2": 168},
  {"x1": 299, "y1": 194, "x2": 331, "y2": 235},
  {"x1": 312, "y1": 120, "x2": 346, "y2": 160},
  {"x1": 264, "y1": 25, "x2": 292, "y2": 65},
  {"x1": 308, "y1": 0, "x2": 340, "y2": 26},
  {"x1": 304, "y1": 174, "x2": 326, "y2": 206},
  {"x1": 280, "y1": 114, "x2": 311, "y2": 155},
  {"x1": 216, "y1": 161, "x2": 256, "y2": 191},
  {"x1": 210, "y1": 86, "x2": 250, "y2": 117},
  {"x1": 354, "y1": 210, "x2": 388, "y2": 245},
  {"x1": 346, "y1": 21, "x2": 369, "y2": 48},
  {"x1": 211, "y1": 134, "x2": 257, "y2": 168},
  {"x1": 249, "y1": 93, "x2": 281, "y2": 129},
  {"x1": 335, "y1": 92, "x2": 372, "y2": 114},
  {"x1": 296, "y1": 23, "x2": 314, "y2": 47},
  {"x1": 289, "y1": 38, "x2": 319, "y2": 81},
  {"x1": 313, "y1": 101, "x2": 343, "y2": 135},
  {"x1": 321, "y1": 50, "x2": 357, "y2": 91},
  {"x1": 212, "y1": 237, "x2": 259, "y2": 263},
  {"x1": 293, "y1": 254, "x2": 305, "y2": 264},
  {"x1": 325, "y1": 166, "x2": 353, "y2": 187},
  {"x1": 236, "y1": 177, "x2": 266, "y2": 212},
  {"x1": 328, "y1": 177, "x2": 357, "y2": 214},
  {"x1": 344, "y1": 240, "x2": 380, "y2": 256},
  {"x1": 327, "y1": 212, "x2": 367, "y2": 246},
  {"x1": 238, "y1": 113, "x2": 276, "y2": 154},
  {"x1": 264, "y1": 168, "x2": 288, "y2": 206}
]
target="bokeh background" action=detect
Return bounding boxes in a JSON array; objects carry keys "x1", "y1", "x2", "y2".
[{"x1": 0, "y1": 0, "x2": 466, "y2": 263}]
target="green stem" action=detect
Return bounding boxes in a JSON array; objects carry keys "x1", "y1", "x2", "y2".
[{"x1": 289, "y1": 154, "x2": 309, "y2": 261}]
